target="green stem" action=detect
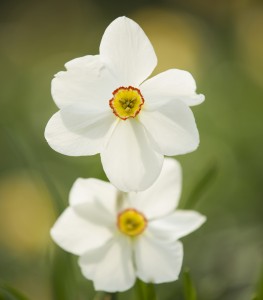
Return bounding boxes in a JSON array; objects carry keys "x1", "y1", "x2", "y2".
[
  {"x1": 183, "y1": 268, "x2": 197, "y2": 300},
  {"x1": 134, "y1": 279, "x2": 157, "y2": 300},
  {"x1": 108, "y1": 292, "x2": 118, "y2": 300},
  {"x1": 93, "y1": 292, "x2": 118, "y2": 300}
]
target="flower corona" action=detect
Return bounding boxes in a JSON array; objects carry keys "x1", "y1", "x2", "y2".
[
  {"x1": 117, "y1": 208, "x2": 147, "y2": 236},
  {"x1": 109, "y1": 86, "x2": 144, "y2": 120}
]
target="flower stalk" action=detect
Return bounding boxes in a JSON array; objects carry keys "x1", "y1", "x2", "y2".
[{"x1": 134, "y1": 279, "x2": 157, "y2": 300}]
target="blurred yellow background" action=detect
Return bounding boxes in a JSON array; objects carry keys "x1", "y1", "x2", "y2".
[{"x1": 0, "y1": 0, "x2": 262, "y2": 299}]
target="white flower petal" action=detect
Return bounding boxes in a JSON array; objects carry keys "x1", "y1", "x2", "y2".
[
  {"x1": 148, "y1": 210, "x2": 206, "y2": 241},
  {"x1": 129, "y1": 158, "x2": 182, "y2": 219},
  {"x1": 69, "y1": 178, "x2": 118, "y2": 226},
  {"x1": 45, "y1": 109, "x2": 116, "y2": 156},
  {"x1": 100, "y1": 17, "x2": 157, "y2": 86},
  {"x1": 135, "y1": 235, "x2": 183, "y2": 283},
  {"x1": 101, "y1": 119, "x2": 163, "y2": 192},
  {"x1": 50, "y1": 207, "x2": 112, "y2": 256},
  {"x1": 52, "y1": 55, "x2": 118, "y2": 109},
  {"x1": 79, "y1": 237, "x2": 136, "y2": 292},
  {"x1": 139, "y1": 100, "x2": 199, "y2": 156},
  {"x1": 140, "y1": 69, "x2": 204, "y2": 109}
]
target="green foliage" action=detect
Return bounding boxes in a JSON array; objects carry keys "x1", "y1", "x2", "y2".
[
  {"x1": 183, "y1": 269, "x2": 197, "y2": 300},
  {"x1": 0, "y1": 284, "x2": 29, "y2": 300}
]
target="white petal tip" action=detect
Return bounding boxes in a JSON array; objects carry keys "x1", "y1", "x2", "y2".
[
  {"x1": 199, "y1": 214, "x2": 207, "y2": 225},
  {"x1": 194, "y1": 94, "x2": 205, "y2": 106}
]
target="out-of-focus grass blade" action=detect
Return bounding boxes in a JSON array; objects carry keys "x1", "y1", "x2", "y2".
[
  {"x1": 50, "y1": 249, "x2": 76, "y2": 300},
  {"x1": 181, "y1": 162, "x2": 218, "y2": 209},
  {"x1": 3, "y1": 127, "x2": 65, "y2": 213},
  {"x1": 0, "y1": 283, "x2": 29, "y2": 300},
  {"x1": 251, "y1": 270, "x2": 263, "y2": 300},
  {"x1": 183, "y1": 269, "x2": 197, "y2": 300},
  {"x1": 134, "y1": 279, "x2": 157, "y2": 300}
]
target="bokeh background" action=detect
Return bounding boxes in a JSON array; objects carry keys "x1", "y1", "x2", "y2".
[{"x1": 0, "y1": 0, "x2": 262, "y2": 299}]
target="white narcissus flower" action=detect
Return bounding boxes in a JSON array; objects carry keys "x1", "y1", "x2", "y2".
[
  {"x1": 51, "y1": 159, "x2": 206, "y2": 292},
  {"x1": 45, "y1": 16, "x2": 205, "y2": 192}
]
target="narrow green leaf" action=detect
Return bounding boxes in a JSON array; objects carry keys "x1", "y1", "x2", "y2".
[
  {"x1": 252, "y1": 269, "x2": 263, "y2": 300},
  {"x1": 50, "y1": 249, "x2": 76, "y2": 300},
  {"x1": 181, "y1": 162, "x2": 218, "y2": 209},
  {"x1": 134, "y1": 279, "x2": 157, "y2": 300},
  {"x1": 0, "y1": 284, "x2": 29, "y2": 300},
  {"x1": 183, "y1": 269, "x2": 197, "y2": 300}
]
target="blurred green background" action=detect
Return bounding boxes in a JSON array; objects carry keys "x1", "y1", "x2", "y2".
[{"x1": 0, "y1": 0, "x2": 262, "y2": 299}]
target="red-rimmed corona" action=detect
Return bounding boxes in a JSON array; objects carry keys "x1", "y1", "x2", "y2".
[
  {"x1": 117, "y1": 208, "x2": 147, "y2": 237},
  {"x1": 109, "y1": 86, "x2": 144, "y2": 120}
]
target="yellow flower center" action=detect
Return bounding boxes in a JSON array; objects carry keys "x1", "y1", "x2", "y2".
[
  {"x1": 109, "y1": 86, "x2": 144, "y2": 120},
  {"x1": 117, "y1": 208, "x2": 147, "y2": 237}
]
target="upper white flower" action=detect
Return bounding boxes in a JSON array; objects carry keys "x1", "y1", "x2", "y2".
[
  {"x1": 45, "y1": 16, "x2": 205, "y2": 192},
  {"x1": 51, "y1": 158, "x2": 206, "y2": 292}
]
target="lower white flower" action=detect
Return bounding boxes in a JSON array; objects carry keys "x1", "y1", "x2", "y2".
[{"x1": 51, "y1": 159, "x2": 206, "y2": 292}]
